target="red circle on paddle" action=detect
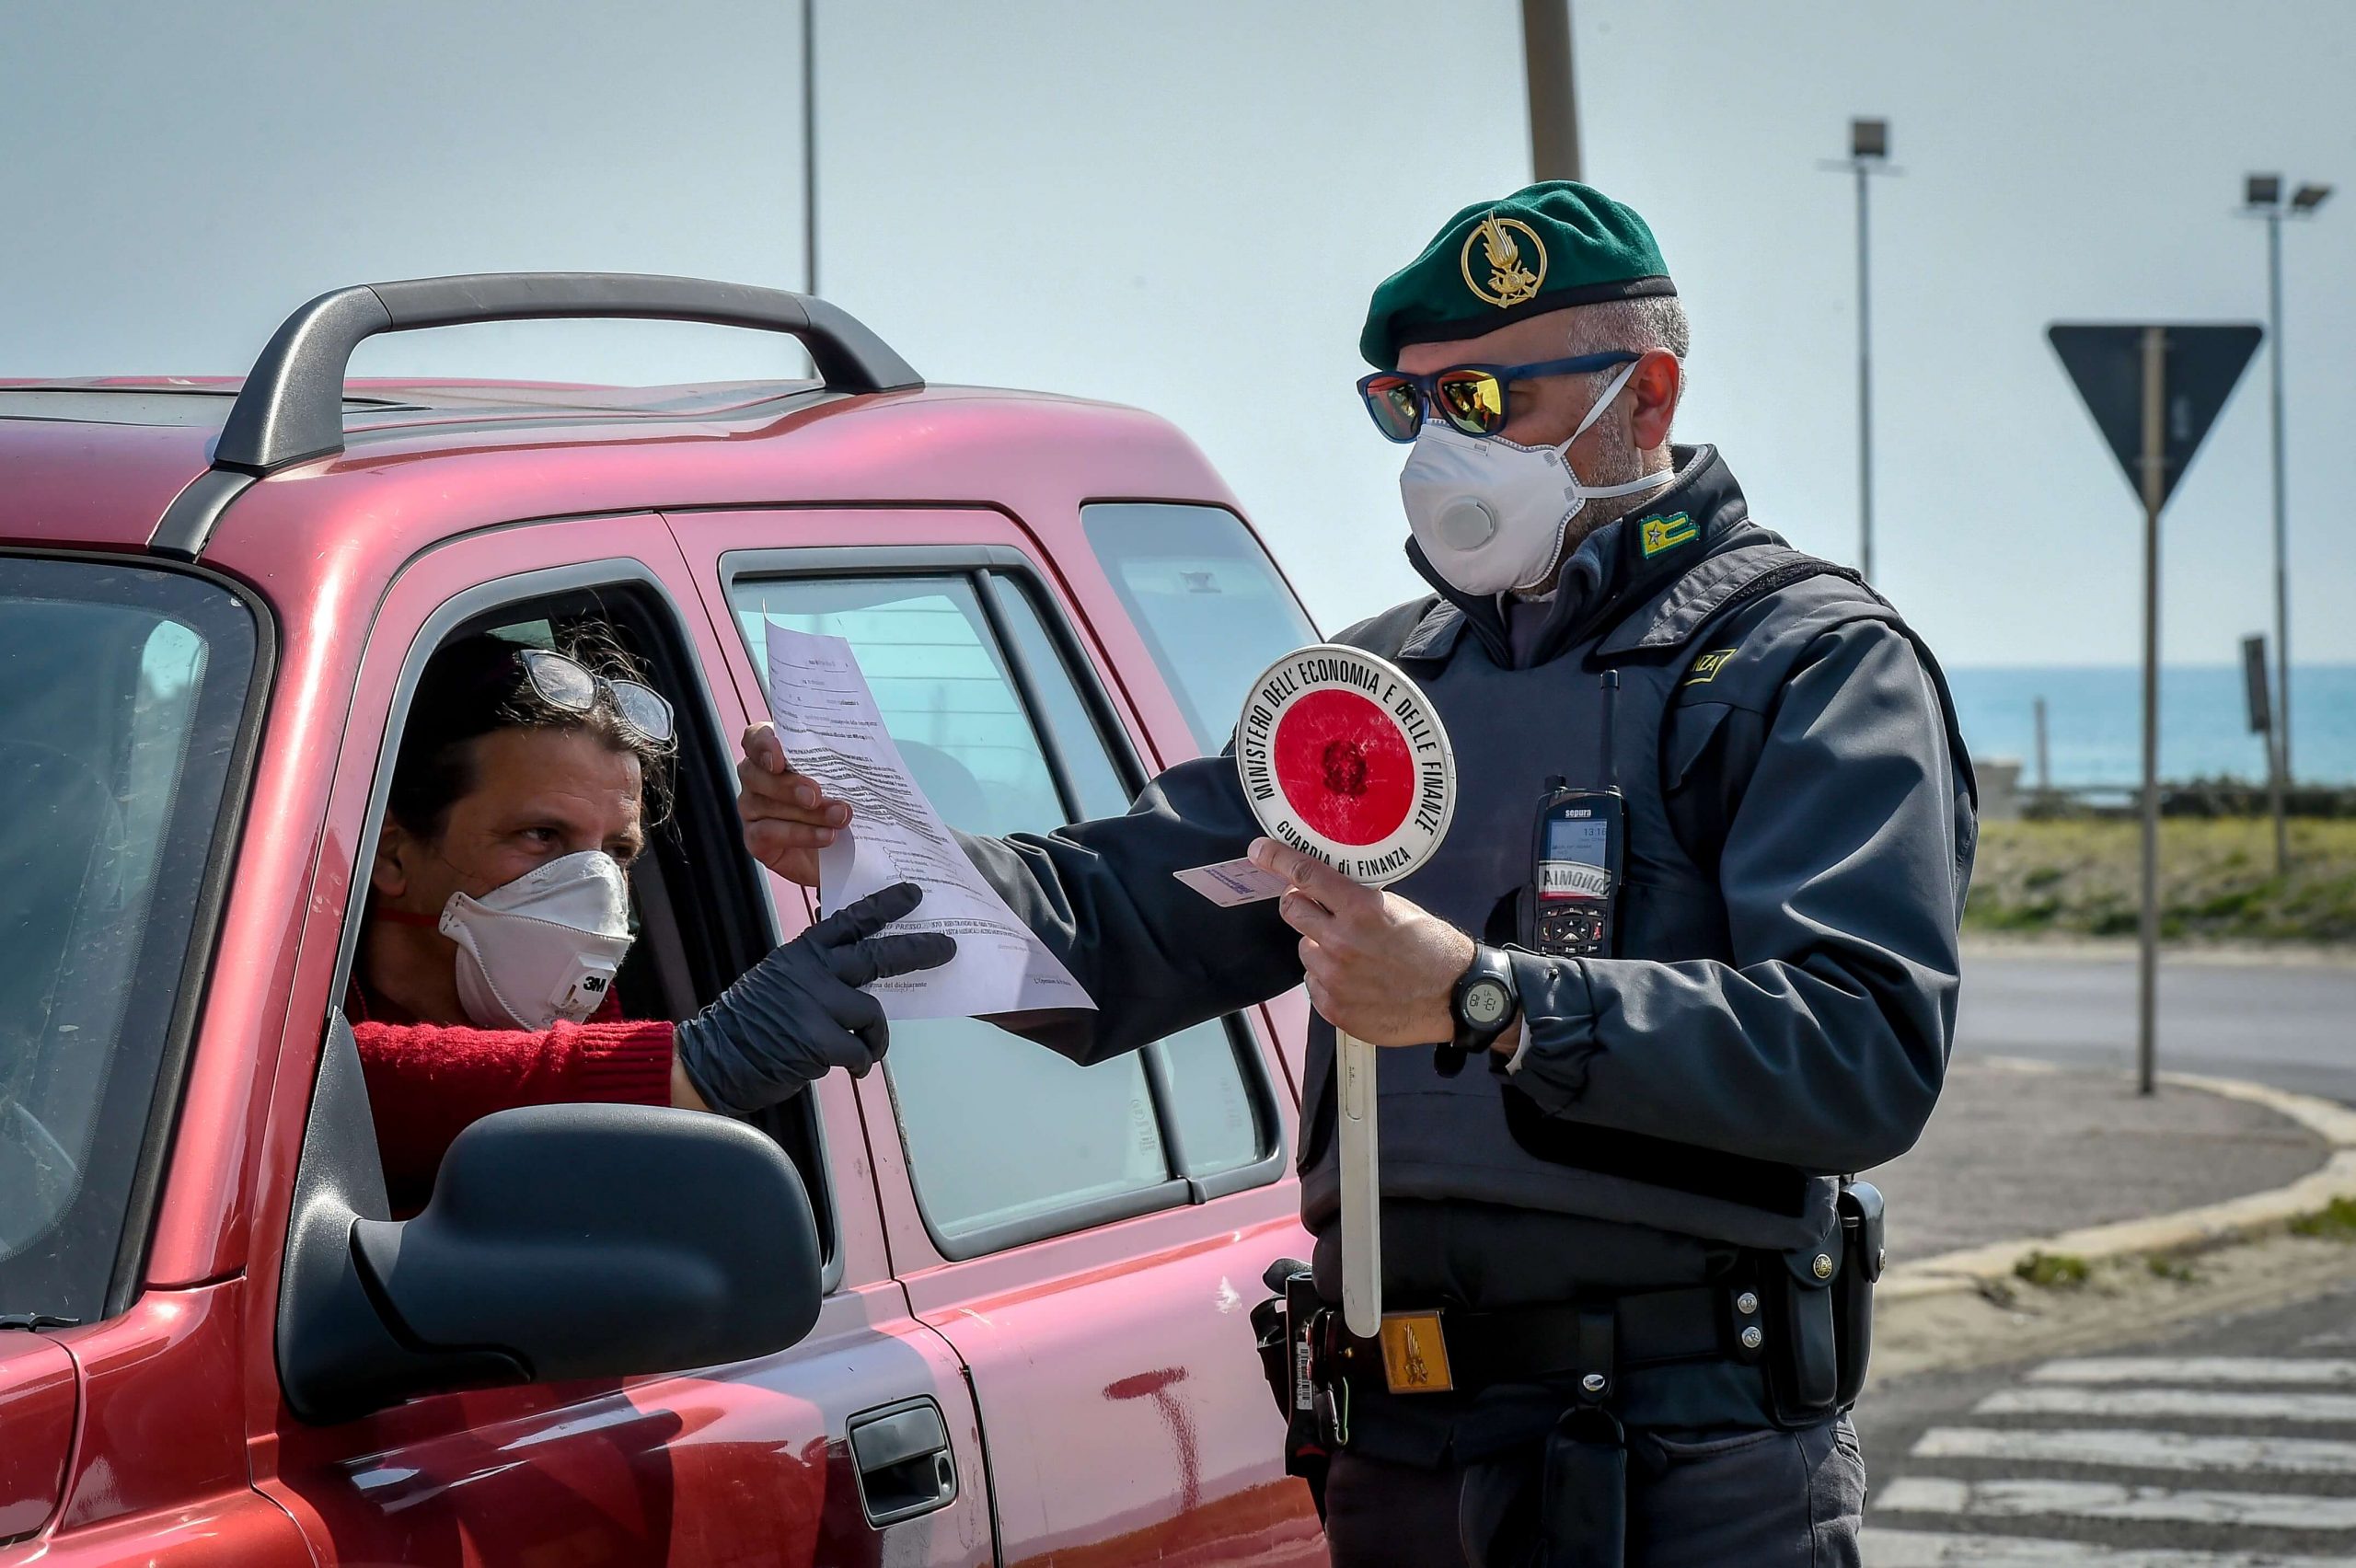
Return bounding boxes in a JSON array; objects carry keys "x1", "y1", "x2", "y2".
[{"x1": 1271, "y1": 688, "x2": 1416, "y2": 847}]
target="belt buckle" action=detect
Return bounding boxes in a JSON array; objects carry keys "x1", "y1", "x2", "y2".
[{"x1": 1379, "y1": 1311, "x2": 1454, "y2": 1394}]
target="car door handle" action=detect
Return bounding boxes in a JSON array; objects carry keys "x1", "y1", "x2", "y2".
[{"x1": 847, "y1": 1398, "x2": 957, "y2": 1527}]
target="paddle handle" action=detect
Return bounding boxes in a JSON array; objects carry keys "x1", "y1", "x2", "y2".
[{"x1": 1336, "y1": 1028, "x2": 1382, "y2": 1338}]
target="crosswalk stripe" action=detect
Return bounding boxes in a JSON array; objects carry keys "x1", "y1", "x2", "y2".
[
  {"x1": 1861, "y1": 1528, "x2": 2356, "y2": 1566},
  {"x1": 1979, "y1": 1387, "x2": 2356, "y2": 1424},
  {"x1": 1912, "y1": 1424, "x2": 2356, "y2": 1475},
  {"x1": 1877, "y1": 1474, "x2": 2356, "y2": 1529},
  {"x1": 2033, "y1": 1357, "x2": 2356, "y2": 1387}
]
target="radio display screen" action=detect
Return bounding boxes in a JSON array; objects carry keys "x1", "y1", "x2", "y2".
[{"x1": 1543, "y1": 815, "x2": 1611, "y2": 868}]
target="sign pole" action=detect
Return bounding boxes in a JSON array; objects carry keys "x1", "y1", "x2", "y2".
[
  {"x1": 2049, "y1": 319, "x2": 2263, "y2": 1099},
  {"x1": 1231, "y1": 646, "x2": 1458, "y2": 1342},
  {"x1": 1334, "y1": 1030, "x2": 1381, "y2": 1337},
  {"x1": 2137, "y1": 326, "x2": 2165, "y2": 1099}
]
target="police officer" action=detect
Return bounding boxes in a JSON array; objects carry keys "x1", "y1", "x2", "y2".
[{"x1": 741, "y1": 181, "x2": 1976, "y2": 1567}]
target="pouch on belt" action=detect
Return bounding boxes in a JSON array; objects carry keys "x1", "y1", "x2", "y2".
[
  {"x1": 1833, "y1": 1180, "x2": 1885, "y2": 1408},
  {"x1": 1761, "y1": 1179, "x2": 1884, "y2": 1424},
  {"x1": 1761, "y1": 1235, "x2": 1838, "y2": 1426}
]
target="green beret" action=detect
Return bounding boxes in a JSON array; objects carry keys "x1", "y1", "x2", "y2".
[{"x1": 1359, "y1": 180, "x2": 1675, "y2": 368}]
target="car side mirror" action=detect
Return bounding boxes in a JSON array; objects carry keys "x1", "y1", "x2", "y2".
[
  {"x1": 360, "y1": 1101, "x2": 823, "y2": 1372},
  {"x1": 280, "y1": 1022, "x2": 822, "y2": 1423}
]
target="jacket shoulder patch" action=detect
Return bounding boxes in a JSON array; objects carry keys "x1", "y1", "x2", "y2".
[
  {"x1": 1685, "y1": 647, "x2": 1738, "y2": 685},
  {"x1": 1638, "y1": 511, "x2": 1700, "y2": 559}
]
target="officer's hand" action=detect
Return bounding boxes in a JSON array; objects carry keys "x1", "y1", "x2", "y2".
[
  {"x1": 674, "y1": 882, "x2": 957, "y2": 1115},
  {"x1": 738, "y1": 721, "x2": 852, "y2": 887},
  {"x1": 1250, "y1": 838, "x2": 1474, "y2": 1047}
]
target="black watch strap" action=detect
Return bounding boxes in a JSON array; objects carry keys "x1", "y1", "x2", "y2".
[{"x1": 1450, "y1": 944, "x2": 1520, "y2": 1055}]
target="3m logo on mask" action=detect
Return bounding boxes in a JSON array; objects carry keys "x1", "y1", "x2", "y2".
[
  {"x1": 551, "y1": 965, "x2": 615, "y2": 1020},
  {"x1": 1638, "y1": 512, "x2": 1699, "y2": 559},
  {"x1": 440, "y1": 850, "x2": 637, "y2": 1030}
]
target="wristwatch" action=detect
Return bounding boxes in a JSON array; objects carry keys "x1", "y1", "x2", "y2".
[{"x1": 1449, "y1": 943, "x2": 1520, "y2": 1055}]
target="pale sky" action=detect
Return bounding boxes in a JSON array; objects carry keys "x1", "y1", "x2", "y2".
[{"x1": 6, "y1": 0, "x2": 2351, "y2": 668}]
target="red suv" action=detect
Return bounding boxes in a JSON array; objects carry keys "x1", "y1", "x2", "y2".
[{"x1": 0, "y1": 274, "x2": 1328, "y2": 1566}]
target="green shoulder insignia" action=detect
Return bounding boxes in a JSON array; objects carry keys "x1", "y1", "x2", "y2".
[{"x1": 1638, "y1": 512, "x2": 1699, "y2": 559}]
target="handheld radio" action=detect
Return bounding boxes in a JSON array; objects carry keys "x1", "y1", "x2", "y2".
[{"x1": 1526, "y1": 671, "x2": 1627, "y2": 960}]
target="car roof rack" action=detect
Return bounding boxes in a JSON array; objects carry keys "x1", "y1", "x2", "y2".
[{"x1": 150, "y1": 272, "x2": 921, "y2": 559}]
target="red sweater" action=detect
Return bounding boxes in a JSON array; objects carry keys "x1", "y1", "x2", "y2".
[{"x1": 350, "y1": 983, "x2": 675, "y2": 1212}]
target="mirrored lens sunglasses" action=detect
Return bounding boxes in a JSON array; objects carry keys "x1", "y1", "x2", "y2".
[
  {"x1": 1356, "y1": 351, "x2": 1639, "y2": 444},
  {"x1": 518, "y1": 648, "x2": 676, "y2": 745}
]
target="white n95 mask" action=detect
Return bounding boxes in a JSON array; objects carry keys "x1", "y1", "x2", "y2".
[
  {"x1": 439, "y1": 849, "x2": 636, "y2": 1030},
  {"x1": 1400, "y1": 359, "x2": 1674, "y2": 596}
]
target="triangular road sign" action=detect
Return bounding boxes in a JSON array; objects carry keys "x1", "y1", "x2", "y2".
[{"x1": 2048, "y1": 324, "x2": 2263, "y2": 511}]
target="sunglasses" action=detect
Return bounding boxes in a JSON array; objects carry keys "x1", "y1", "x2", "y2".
[
  {"x1": 518, "y1": 648, "x2": 676, "y2": 745},
  {"x1": 1357, "y1": 350, "x2": 1638, "y2": 443}
]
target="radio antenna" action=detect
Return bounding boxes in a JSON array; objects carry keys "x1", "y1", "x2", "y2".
[{"x1": 1600, "y1": 671, "x2": 1621, "y2": 791}]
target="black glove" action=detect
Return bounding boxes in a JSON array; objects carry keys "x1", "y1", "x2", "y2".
[{"x1": 674, "y1": 881, "x2": 955, "y2": 1116}]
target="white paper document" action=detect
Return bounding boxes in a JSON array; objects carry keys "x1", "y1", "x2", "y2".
[{"x1": 763, "y1": 622, "x2": 1095, "y2": 1020}]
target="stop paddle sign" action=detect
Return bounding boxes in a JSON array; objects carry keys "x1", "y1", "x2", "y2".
[
  {"x1": 1234, "y1": 644, "x2": 1456, "y2": 1338},
  {"x1": 1234, "y1": 644, "x2": 1455, "y2": 887}
]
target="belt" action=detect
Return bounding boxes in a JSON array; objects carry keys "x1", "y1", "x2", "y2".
[{"x1": 1323, "y1": 1283, "x2": 1749, "y2": 1399}]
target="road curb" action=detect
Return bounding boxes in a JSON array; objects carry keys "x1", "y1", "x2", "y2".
[
  {"x1": 1962, "y1": 936, "x2": 2356, "y2": 971},
  {"x1": 1880, "y1": 1058, "x2": 2356, "y2": 1306}
]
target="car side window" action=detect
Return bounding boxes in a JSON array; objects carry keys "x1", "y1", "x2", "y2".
[
  {"x1": 347, "y1": 582, "x2": 837, "y2": 1256},
  {"x1": 1080, "y1": 502, "x2": 1320, "y2": 755},
  {"x1": 731, "y1": 569, "x2": 1275, "y2": 1253},
  {"x1": 0, "y1": 559, "x2": 259, "y2": 1326}
]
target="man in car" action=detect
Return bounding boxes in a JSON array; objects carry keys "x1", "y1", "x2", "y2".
[
  {"x1": 354, "y1": 629, "x2": 953, "y2": 1212},
  {"x1": 737, "y1": 181, "x2": 1974, "y2": 1567}
]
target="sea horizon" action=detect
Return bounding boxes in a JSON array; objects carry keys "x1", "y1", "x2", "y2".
[{"x1": 1944, "y1": 663, "x2": 2356, "y2": 789}]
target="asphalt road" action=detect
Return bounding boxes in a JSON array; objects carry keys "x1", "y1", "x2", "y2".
[
  {"x1": 1857, "y1": 1280, "x2": 2356, "y2": 1563},
  {"x1": 1959, "y1": 949, "x2": 2356, "y2": 1105}
]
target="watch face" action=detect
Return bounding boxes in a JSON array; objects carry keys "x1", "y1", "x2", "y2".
[{"x1": 1462, "y1": 978, "x2": 1510, "y2": 1026}]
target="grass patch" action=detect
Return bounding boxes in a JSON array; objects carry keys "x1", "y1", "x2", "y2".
[
  {"x1": 2015, "y1": 1250, "x2": 2092, "y2": 1288},
  {"x1": 2145, "y1": 1253, "x2": 2201, "y2": 1283},
  {"x1": 1965, "y1": 818, "x2": 2356, "y2": 944},
  {"x1": 2290, "y1": 1196, "x2": 2356, "y2": 1241}
]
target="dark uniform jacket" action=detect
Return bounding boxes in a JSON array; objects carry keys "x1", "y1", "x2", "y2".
[{"x1": 958, "y1": 444, "x2": 1975, "y2": 1451}]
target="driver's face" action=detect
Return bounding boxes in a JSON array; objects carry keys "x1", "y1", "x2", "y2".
[{"x1": 373, "y1": 725, "x2": 645, "y2": 918}]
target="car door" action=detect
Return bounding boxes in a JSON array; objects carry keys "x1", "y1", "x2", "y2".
[
  {"x1": 248, "y1": 514, "x2": 993, "y2": 1568},
  {"x1": 672, "y1": 506, "x2": 1326, "y2": 1568}
]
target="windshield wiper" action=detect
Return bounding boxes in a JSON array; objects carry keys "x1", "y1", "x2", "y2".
[{"x1": 0, "y1": 1312, "x2": 80, "y2": 1332}]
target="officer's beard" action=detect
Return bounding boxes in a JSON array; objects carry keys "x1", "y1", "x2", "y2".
[{"x1": 1561, "y1": 414, "x2": 1676, "y2": 555}]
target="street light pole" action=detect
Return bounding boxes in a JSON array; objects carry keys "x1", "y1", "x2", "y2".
[
  {"x1": 2264, "y1": 202, "x2": 2289, "y2": 870},
  {"x1": 1854, "y1": 155, "x2": 1875, "y2": 584},
  {"x1": 2265, "y1": 201, "x2": 2284, "y2": 787},
  {"x1": 803, "y1": 0, "x2": 819, "y2": 299},
  {"x1": 1827, "y1": 120, "x2": 1892, "y2": 582},
  {"x1": 2242, "y1": 173, "x2": 2333, "y2": 871}
]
